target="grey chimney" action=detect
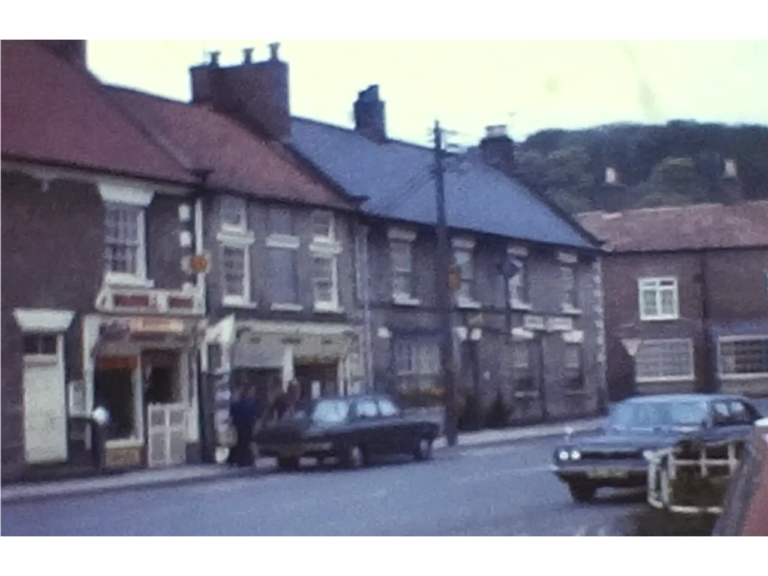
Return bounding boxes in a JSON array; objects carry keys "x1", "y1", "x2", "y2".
[
  {"x1": 37, "y1": 40, "x2": 87, "y2": 68},
  {"x1": 353, "y1": 85, "x2": 387, "y2": 142},
  {"x1": 479, "y1": 125, "x2": 515, "y2": 176},
  {"x1": 190, "y1": 43, "x2": 291, "y2": 141}
]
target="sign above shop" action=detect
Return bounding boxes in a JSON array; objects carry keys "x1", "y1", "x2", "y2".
[{"x1": 130, "y1": 317, "x2": 185, "y2": 334}]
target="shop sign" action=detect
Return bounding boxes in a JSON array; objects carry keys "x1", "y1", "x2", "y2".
[{"x1": 130, "y1": 317, "x2": 185, "y2": 334}]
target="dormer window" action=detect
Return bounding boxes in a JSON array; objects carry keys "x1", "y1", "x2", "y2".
[
  {"x1": 312, "y1": 210, "x2": 335, "y2": 241},
  {"x1": 220, "y1": 196, "x2": 247, "y2": 232}
]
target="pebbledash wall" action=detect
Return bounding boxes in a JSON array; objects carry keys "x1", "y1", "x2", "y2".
[{"x1": 0, "y1": 164, "x2": 205, "y2": 480}]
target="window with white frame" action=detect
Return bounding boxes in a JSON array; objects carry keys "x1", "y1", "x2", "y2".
[
  {"x1": 639, "y1": 278, "x2": 679, "y2": 320},
  {"x1": 635, "y1": 339, "x2": 694, "y2": 382},
  {"x1": 220, "y1": 196, "x2": 247, "y2": 232},
  {"x1": 311, "y1": 210, "x2": 335, "y2": 241},
  {"x1": 221, "y1": 245, "x2": 249, "y2": 303},
  {"x1": 508, "y1": 257, "x2": 527, "y2": 304},
  {"x1": 561, "y1": 265, "x2": 578, "y2": 309},
  {"x1": 312, "y1": 255, "x2": 339, "y2": 310},
  {"x1": 267, "y1": 211, "x2": 300, "y2": 306},
  {"x1": 718, "y1": 338, "x2": 768, "y2": 376},
  {"x1": 104, "y1": 204, "x2": 146, "y2": 280},
  {"x1": 512, "y1": 343, "x2": 530, "y2": 370},
  {"x1": 391, "y1": 238, "x2": 415, "y2": 300},
  {"x1": 453, "y1": 246, "x2": 475, "y2": 301},
  {"x1": 394, "y1": 339, "x2": 440, "y2": 390}
]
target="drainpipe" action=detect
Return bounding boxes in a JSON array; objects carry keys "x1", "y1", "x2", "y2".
[
  {"x1": 356, "y1": 223, "x2": 375, "y2": 393},
  {"x1": 699, "y1": 252, "x2": 715, "y2": 394}
]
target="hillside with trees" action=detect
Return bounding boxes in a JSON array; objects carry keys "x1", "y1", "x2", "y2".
[{"x1": 511, "y1": 121, "x2": 768, "y2": 214}]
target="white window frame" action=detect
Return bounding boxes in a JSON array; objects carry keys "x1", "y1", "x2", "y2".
[
  {"x1": 512, "y1": 342, "x2": 531, "y2": 370},
  {"x1": 389, "y1": 228, "x2": 419, "y2": 305},
  {"x1": 311, "y1": 251, "x2": 340, "y2": 312},
  {"x1": 565, "y1": 344, "x2": 582, "y2": 371},
  {"x1": 220, "y1": 196, "x2": 248, "y2": 234},
  {"x1": 638, "y1": 277, "x2": 679, "y2": 321},
  {"x1": 507, "y1": 254, "x2": 529, "y2": 309},
  {"x1": 99, "y1": 184, "x2": 154, "y2": 288},
  {"x1": 452, "y1": 237, "x2": 480, "y2": 309},
  {"x1": 220, "y1": 241, "x2": 253, "y2": 308},
  {"x1": 394, "y1": 339, "x2": 440, "y2": 390},
  {"x1": 560, "y1": 265, "x2": 580, "y2": 312},
  {"x1": 634, "y1": 338, "x2": 695, "y2": 383},
  {"x1": 266, "y1": 232, "x2": 302, "y2": 310},
  {"x1": 717, "y1": 335, "x2": 768, "y2": 379},
  {"x1": 311, "y1": 210, "x2": 336, "y2": 243}
]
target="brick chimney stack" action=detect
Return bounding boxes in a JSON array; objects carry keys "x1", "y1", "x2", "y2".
[
  {"x1": 190, "y1": 43, "x2": 291, "y2": 141},
  {"x1": 37, "y1": 40, "x2": 86, "y2": 69},
  {"x1": 353, "y1": 85, "x2": 387, "y2": 143},
  {"x1": 479, "y1": 125, "x2": 515, "y2": 176}
]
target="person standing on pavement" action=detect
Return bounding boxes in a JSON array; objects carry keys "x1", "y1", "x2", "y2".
[{"x1": 230, "y1": 386, "x2": 260, "y2": 467}]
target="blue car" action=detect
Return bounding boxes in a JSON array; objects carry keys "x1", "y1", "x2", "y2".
[{"x1": 552, "y1": 394, "x2": 763, "y2": 503}]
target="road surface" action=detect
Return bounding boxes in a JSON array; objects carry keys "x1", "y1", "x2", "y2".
[{"x1": 2, "y1": 436, "x2": 644, "y2": 536}]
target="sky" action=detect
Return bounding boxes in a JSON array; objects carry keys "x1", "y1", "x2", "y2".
[{"x1": 86, "y1": 40, "x2": 768, "y2": 148}]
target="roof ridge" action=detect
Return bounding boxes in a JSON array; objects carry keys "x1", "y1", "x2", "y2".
[{"x1": 292, "y1": 116, "x2": 433, "y2": 153}]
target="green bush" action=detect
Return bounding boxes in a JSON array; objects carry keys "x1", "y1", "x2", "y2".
[
  {"x1": 626, "y1": 507, "x2": 718, "y2": 536},
  {"x1": 485, "y1": 390, "x2": 511, "y2": 429},
  {"x1": 458, "y1": 392, "x2": 485, "y2": 432}
]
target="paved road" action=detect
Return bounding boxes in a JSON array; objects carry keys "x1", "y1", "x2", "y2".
[{"x1": 1, "y1": 437, "x2": 645, "y2": 536}]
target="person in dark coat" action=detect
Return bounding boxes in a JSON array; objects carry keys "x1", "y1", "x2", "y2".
[{"x1": 229, "y1": 386, "x2": 260, "y2": 467}]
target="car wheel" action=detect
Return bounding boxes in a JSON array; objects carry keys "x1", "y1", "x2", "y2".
[
  {"x1": 414, "y1": 436, "x2": 434, "y2": 461},
  {"x1": 341, "y1": 444, "x2": 365, "y2": 470},
  {"x1": 568, "y1": 482, "x2": 597, "y2": 503},
  {"x1": 277, "y1": 456, "x2": 300, "y2": 472}
]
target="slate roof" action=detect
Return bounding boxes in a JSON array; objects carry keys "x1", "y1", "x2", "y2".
[
  {"x1": 288, "y1": 118, "x2": 599, "y2": 251},
  {"x1": 578, "y1": 201, "x2": 768, "y2": 253},
  {"x1": 1, "y1": 40, "x2": 193, "y2": 184},
  {"x1": 105, "y1": 87, "x2": 352, "y2": 209}
]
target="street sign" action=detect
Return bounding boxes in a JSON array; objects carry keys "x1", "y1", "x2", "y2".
[{"x1": 622, "y1": 338, "x2": 642, "y2": 357}]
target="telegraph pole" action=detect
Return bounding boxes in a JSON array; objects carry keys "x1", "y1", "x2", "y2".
[{"x1": 433, "y1": 120, "x2": 458, "y2": 447}]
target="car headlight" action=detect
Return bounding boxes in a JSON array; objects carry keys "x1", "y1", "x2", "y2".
[
  {"x1": 570, "y1": 450, "x2": 581, "y2": 461},
  {"x1": 557, "y1": 450, "x2": 570, "y2": 461}
]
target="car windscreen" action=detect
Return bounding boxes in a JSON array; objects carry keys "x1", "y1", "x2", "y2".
[
  {"x1": 310, "y1": 399, "x2": 350, "y2": 425},
  {"x1": 608, "y1": 400, "x2": 709, "y2": 431}
]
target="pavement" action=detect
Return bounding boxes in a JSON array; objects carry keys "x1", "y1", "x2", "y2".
[
  {"x1": 0, "y1": 416, "x2": 604, "y2": 505},
  {"x1": 1, "y1": 435, "x2": 643, "y2": 536}
]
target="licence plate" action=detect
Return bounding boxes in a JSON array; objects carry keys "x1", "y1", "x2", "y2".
[{"x1": 587, "y1": 469, "x2": 629, "y2": 479}]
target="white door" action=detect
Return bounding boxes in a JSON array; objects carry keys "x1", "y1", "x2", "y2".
[
  {"x1": 147, "y1": 403, "x2": 187, "y2": 468},
  {"x1": 23, "y1": 334, "x2": 68, "y2": 464}
]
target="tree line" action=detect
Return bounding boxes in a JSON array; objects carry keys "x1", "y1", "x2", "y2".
[{"x1": 510, "y1": 121, "x2": 768, "y2": 214}]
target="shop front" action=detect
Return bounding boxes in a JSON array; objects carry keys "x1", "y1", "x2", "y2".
[
  {"x1": 204, "y1": 317, "x2": 363, "y2": 460},
  {"x1": 82, "y1": 314, "x2": 205, "y2": 470}
]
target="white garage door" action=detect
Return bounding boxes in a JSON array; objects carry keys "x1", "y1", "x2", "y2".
[{"x1": 23, "y1": 334, "x2": 68, "y2": 464}]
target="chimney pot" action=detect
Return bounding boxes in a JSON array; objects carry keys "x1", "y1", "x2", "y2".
[
  {"x1": 485, "y1": 125, "x2": 508, "y2": 139},
  {"x1": 268, "y1": 42, "x2": 281, "y2": 61},
  {"x1": 243, "y1": 48, "x2": 254, "y2": 64},
  {"x1": 209, "y1": 51, "x2": 220, "y2": 67}
]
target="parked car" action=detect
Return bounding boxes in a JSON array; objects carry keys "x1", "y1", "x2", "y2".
[
  {"x1": 254, "y1": 394, "x2": 441, "y2": 471},
  {"x1": 551, "y1": 394, "x2": 763, "y2": 503}
]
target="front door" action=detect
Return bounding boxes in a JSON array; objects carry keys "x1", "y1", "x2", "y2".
[
  {"x1": 147, "y1": 403, "x2": 188, "y2": 468},
  {"x1": 295, "y1": 362, "x2": 338, "y2": 400},
  {"x1": 23, "y1": 334, "x2": 68, "y2": 464}
]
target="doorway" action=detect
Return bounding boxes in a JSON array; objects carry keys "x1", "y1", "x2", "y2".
[{"x1": 294, "y1": 362, "x2": 338, "y2": 400}]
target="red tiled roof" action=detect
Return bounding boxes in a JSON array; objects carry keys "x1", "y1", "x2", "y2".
[
  {"x1": 1, "y1": 40, "x2": 193, "y2": 184},
  {"x1": 577, "y1": 201, "x2": 768, "y2": 252},
  {"x1": 104, "y1": 86, "x2": 353, "y2": 209}
]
